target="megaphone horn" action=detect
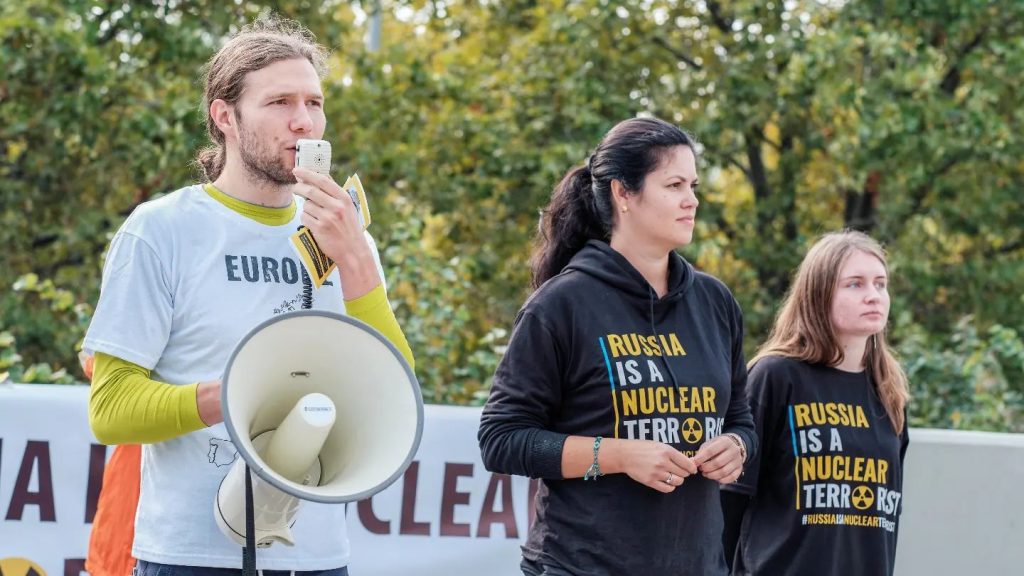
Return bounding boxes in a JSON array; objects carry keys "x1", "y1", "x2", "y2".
[{"x1": 214, "y1": 311, "x2": 423, "y2": 547}]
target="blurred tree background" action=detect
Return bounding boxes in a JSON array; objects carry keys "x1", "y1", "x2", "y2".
[{"x1": 2, "y1": 0, "x2": 1021, "y2": 431}]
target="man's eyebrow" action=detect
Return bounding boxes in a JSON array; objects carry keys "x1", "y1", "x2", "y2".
[{"x1": 264, "y1": 92, "x2": 324, "y2": 100}]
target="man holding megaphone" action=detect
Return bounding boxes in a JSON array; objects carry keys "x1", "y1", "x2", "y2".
[{"x1": 84, "y1": 13, "x2": 417, "y2": 576}]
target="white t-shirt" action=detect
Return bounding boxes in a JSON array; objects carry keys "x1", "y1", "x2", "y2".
[{"x1": 84, "y1": 185, "x2": 384, "y2": 569}]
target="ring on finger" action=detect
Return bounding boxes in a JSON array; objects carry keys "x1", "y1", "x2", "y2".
[{"x1": 666, "y1": 472, "x2": 674, "y2": 485}]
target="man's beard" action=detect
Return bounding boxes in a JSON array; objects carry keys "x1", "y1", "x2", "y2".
[{"x1": 235, "y1": 110, "x2": 295, "y2": 186}]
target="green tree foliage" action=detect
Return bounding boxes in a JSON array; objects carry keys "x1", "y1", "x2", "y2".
[
  {"x1": 2, "y1": 1, "x2": 1021, "y2": 428},
  {"x1": 900, "y1": 316, "x2": 1024, "y2": 432},
  {"x1": 1, "y1": 0, "x2": 350, "y2": 375}
]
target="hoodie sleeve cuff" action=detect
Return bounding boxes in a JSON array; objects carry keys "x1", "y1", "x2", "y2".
[
  {"x1": 723, "y1": 427, "x2": 757, "y2": 465},
  {"x1": 528, "y1": 429, "x2": 569, "y2": 479}
]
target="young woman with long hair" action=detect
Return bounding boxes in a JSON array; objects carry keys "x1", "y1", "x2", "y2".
[{"x1": 723, "y1": 230, "x2": 910, "y2": 576}]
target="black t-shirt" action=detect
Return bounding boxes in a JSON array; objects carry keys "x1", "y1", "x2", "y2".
[{"x1": 726, "y1": 356, "x2": 909, "y2": 576}]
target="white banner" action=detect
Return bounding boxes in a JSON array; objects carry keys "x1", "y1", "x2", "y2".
[
  {"x1": 3, "y1": 384, "x2": 1024, "y2": 576},
  {"x1": 347, "y1": 404, "x2": 531, "y2": 575},
  {"x1": 0, "y1": 384, "x2": 527, "y2": 576},
  {"x1": 1, "y1": 384, "x2": 99, "y2": 576}
]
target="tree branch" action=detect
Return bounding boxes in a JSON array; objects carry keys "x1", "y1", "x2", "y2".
[
  {"x1": 939, "y1": 27, "x2": 987, "y2": 95},
  {"x1": 745, "y1": 128, "x2": 771, "y2": 202},
  {"x1": 993, "y1": 240, "x2": 1022, "y2": 256},
  {"x1": 706, "y1": 1, "x2": 734, "y2": 34},
  {"x1": 777, "y1": 130, "x2": 798, "y2": 243},
  {"x1": 844, "y1": 171, "x2": 881, "y2": 232},
  {"x1": 907, "y1": 155, "x2": 961, "y2": 216},
  {"x1": 651, "y1": 36, "x2": 703, "y2": 71},
  {"x1": 722, "y1": 153, "x2": 752, "y2": 179}
]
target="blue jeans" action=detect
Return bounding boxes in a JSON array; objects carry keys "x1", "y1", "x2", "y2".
[{"x1": 135, "y1": 560, "x2": 348, "y2": 576}]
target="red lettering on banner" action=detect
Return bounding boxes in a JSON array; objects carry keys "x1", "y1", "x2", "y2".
[
  {"x1": 477, "y1": 473, "x2": 517, "y2": 538},
  {"x1": 6, "y1": 440, "x2": 56, "y2": 521},
  {"x1": 357, "y1": 498, "x2": 390, "y2": 535},
  {"x1": 400, "y1": 461, "x2": 431, "y2": 535},
  {"x1": 85, "y1": 443, "x2": 107, "y2": 523},
  {"x1": 440, "y1": 463, "x2": 473, "y2": 537},
  {"x1": 64, "y1": 558, "x2": 86, "y2": 576},
  {"x1": 352, "y1": 461, "x2": 540, "y2": 538}
]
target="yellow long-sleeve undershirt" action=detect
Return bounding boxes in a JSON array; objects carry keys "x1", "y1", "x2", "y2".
[{"x1": 89, "y1": 185, "x2": 414, "y2": 445}]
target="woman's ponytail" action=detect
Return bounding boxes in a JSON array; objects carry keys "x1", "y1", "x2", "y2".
[{"x1": 530, "y1": 164, "x2": 607, "y2": 289}]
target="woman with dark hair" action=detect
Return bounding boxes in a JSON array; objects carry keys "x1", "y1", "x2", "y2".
[
  {"x1": 722, "y1": 230, "x2": 910, "y2": 576},
  {"x1": 478, "y1": 116, "x2": 756, "y2": 575}
]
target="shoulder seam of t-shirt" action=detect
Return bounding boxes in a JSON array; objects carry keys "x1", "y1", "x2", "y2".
[
  {"x1": 116, "y1": 229, "x2": 166, "y2": 266},
  {"x1": 114, "y1": 229, "x2": 173, "y2": 293}
]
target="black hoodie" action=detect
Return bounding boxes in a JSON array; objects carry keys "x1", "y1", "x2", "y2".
[{"x1": 479, "y1": 240, "x2": 756, "y2": 575}]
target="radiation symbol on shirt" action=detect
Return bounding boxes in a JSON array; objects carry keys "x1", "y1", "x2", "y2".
[
  {"x1": 851, "y1": 485, "x2": 875, "y2": 510},
  {"x1": 0, "y1": 557, "x2": 47, "y2": 576},
  {"x1": 681, "y1": 418, "x2": 704, "y2": 444}
]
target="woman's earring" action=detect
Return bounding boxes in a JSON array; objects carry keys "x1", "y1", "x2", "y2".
[{"x1": 620, "y1": 205, "x2": 628, "y2": 213}]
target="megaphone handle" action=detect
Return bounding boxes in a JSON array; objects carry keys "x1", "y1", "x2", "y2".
[{"x1": 243, "y1": 465, "x2": 257, "y2": 576}]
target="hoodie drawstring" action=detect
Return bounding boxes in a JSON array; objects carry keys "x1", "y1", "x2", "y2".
[{"x1": 648, "y1": 287, "x2": 682, "y2": 390}]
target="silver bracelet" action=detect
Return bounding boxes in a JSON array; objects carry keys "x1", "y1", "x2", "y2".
[{"x1": 583, "y1": 436, "x2": 603, "y2": 481}]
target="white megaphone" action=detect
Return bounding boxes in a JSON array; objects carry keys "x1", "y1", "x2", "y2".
[{"x1": 214, "y1": 311, "x2": 423, "y2": 547}]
